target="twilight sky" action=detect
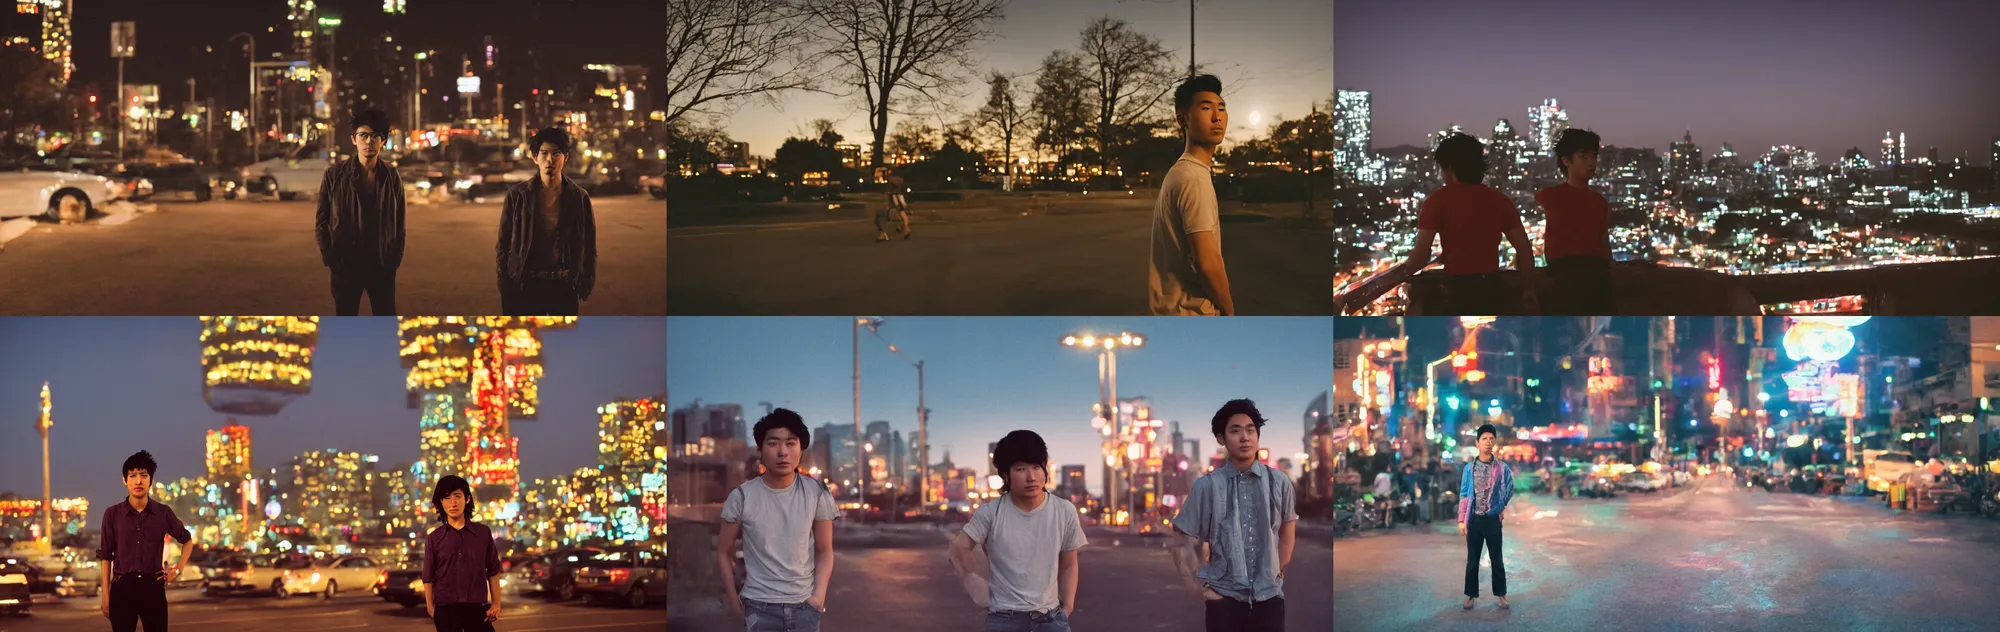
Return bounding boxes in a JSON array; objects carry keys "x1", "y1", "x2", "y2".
[
  {"x1": 1335, "y1": 0, "x2": 2000, "y2": 164},
  {"x1": 718, "y1": 0, "x2": 1333, "y2": 159},
  {"x1": 667, "y1": 317, "x2": 1333, "y2": 495},
  {"x1": 0, "y1": 317, "x2": 666, "y2": 520}
]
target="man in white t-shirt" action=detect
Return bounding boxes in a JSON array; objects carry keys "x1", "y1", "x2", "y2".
[
  {"x1": 1148, "y1": 73, "x2": 1234, "y2": 316},
  {"x1": 950, "y1": 430, "x2": 1086, "y2": 632},
  {"x1": 718, "y1": 409, "x2": 839, "y2": 632}
]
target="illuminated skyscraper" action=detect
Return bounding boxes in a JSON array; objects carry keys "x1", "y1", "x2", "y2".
[
  {"x1": 206, "y1": 418, "x2": 252, "y2": 480},
  {"x1": 599, "y1": 397, "x2": 666, "y2": 472},
  {"x1": 288, "y1": 0, "x2": 318, "y2": 59},
  {"x1": 13, "y1": 1, "x2": 71, "y2": 84},
  {"x1": 383, "y1": 0, "x2": 406, "y2": 14},
  {"x1": 1334, "y1": 89, "x2": 1373, "y2": 179},
  {"x1": 200, "y1": 317, "x2": 318, "y2": 416},
  {"x1": 1489, "y1": 118, "x2": 1529, "y2": 187},
  {"x1": 1668, "y1": 130, "x2": 1702, "y2": 196},
  {"x1": 399, "y1": 317, "x2": 575, "y2": 523},
  {"x1": 1528, "y1": 98, "x2": 1570, "y2": 158},
  {"x1": 274, "y1": 450, "x2": 379, "y2": 545}
]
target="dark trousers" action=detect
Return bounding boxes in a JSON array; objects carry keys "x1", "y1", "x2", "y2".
[
  {"x1": 433, "y1": 602, "x2": 496, "y2": 632},
  {"x1": 1432, "y1": 272, "x2": 1514, "y2": 315},
  {"x1": 501, "y1": 277, "x2": 580, "y2": 315},
  {"x1": 1545, "y1": 256, "x2": 1614, "y2": 315},
  {"x1": 1204, "y1": 595, "x2": 1284, "y2": 632},
  {"x1": 1464, "y1": 514, "x2": 1507, "y2": 598},
  {"x1": 330, "y1": 267, "x2": 398, "y2": 315},
  {"x1": 108, "y1": 574, "x2": 167, "y2": 632}
]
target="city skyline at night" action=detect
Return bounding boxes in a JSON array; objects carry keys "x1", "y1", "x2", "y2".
[{"x1": 0, "y1": 317, "x2": 665, "y2": 526}]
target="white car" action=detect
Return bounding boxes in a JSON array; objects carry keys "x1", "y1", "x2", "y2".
[
  {"x1": 0, "y1": 168, "x2": 126, "y2": 220},
  {"x1": 278, "y1": 556, "x2": 385, "y2": 599},
  {"x1": 242, "y1": 147, "x2": 335, "y2": 200}
]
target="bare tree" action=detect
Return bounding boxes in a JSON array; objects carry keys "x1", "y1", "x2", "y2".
[
  {"x1": 888, "y1": 120, "x2": 940, "y2": 163},
  {"x1": 665, "y1": 0, "x2": 817, "y2": 127},
  {"x1": 976, "y1": 70, "x2": 1028, "y2": 187},
  {"x1": 806, "y1": 0, "x2": 1008, "y2": 173},
  {"x1": 1029, "y1": 51, "x2": 1092, "y2": 164},
  {"x1": 1077, "y1": 17, "x2": 1180, "y2": 169}
]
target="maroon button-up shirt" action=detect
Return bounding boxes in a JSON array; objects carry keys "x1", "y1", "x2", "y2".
[
  {"x1": 423, "y1": 520, "x2": 502, "y2": 605},
  {"x1": 95, "y1": 499, "x2": 192, "y2": 577}
]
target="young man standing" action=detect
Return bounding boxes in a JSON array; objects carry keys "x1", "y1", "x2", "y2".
[
  {"x1": 97, "y1": 450, "x2": 193, "y2": 632},
  {"x1": 718, "y1": 409, "x2": 838, "y2": 632},
  {"x1": 1402, "y1": 133, "x2": 1540, "y2": 313},
  {"x1": 951, "y1": 430, "x2": 1086, "y2": 632},
  {"x1": 498, "y1": 127, "x2": 598, "y2": 315},
  {"x1": 1149, "y1": 73, "x2": 1235, "y2": 316},
  {"x1": 1536, "y1": 129, "x2": 1613, "y2": 314},
  {"x1": 1172, "y1": 400, "x2": 1298, "y2": 632},
  {"x1": 315, "y1": 108, "x2": 407, "y2": 315},
  {"x1": 1458, "y1": 424, "x2": 1515, "y2": 611},
  {"x1": 424, "y1": 475, "x2": 503, "y2": 632}
]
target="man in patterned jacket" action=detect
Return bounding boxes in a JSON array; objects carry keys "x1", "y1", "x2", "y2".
[{"x1": 1457, "y1": 423, "x2": 1514, "y2": 611}]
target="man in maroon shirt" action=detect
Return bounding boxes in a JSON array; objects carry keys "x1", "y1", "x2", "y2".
[
  {"x1": 97, "y1": 450, "x2": 193, "y2": 632},
  {"x1": 424, "y1": 476, "x2": 503, "y2": 632},
  {"x1": 1402, "y1": 133, "x2": 1539, "y2": 313},
  {"x1": 1536, "y1": 129, "x2": 1614, "y2": 314}
]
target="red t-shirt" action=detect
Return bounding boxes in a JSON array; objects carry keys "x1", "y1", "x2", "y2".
[
  {"x1": 1536, "y1": 183, "x2": 1612, "y2": 261},
  {"x1": 1416, "y1": 182, "x2": 1520, "y2": 275}
]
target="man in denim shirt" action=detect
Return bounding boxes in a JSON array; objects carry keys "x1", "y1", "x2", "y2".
[
  {"x1": 1457, "y1": 424, "x2": 1515, "y2": 610},
  {"x1": 1172, "y1": 400, "x2": 1298, "y2": 632}
]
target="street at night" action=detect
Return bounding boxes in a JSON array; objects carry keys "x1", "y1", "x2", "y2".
[
  {"x1": 0, "y1": 590, "x2": 664, "y2": 632},
  {"x1": 0, "y1": 196, "x2": 665, "y2": 315},
  {"x1": 1334, "y1": 474, "x2": 2000, "y2": 631},
  {"x1": 668, "y1": 193, "x2": 1329, "y2": 315}
]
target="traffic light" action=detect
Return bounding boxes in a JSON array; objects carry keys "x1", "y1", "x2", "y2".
[{"x1": 1454, "y1": 351, "x2": 1483, "y2": 382}]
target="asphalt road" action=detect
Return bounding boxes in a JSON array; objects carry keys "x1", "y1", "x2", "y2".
[
  {"x1": 1333, "y1": 475, "x2": 2000, "y2": 631},
  {"x1": 0, "y1": 591, "x2": 664, "y2": 632},
  {"x1": 668, "y1": 194, "x2": 1332, "y2": 315},
  {"x1": 668, "y1": 530, "x2": 1333, "y2": 631},
  {"x1": 0, "y1": 196, "x2": 665, "y2": 315}
]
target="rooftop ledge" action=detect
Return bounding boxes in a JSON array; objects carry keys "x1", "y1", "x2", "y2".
[{"x1": 1335, "y1": 257, "x2": 2000, "y2": 316}]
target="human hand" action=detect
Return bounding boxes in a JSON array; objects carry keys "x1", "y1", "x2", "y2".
[
  {"x1": 100, "y1": 599, "x2": 110, "y2": 618},
  {"x1": 807, "y1": 594, "x2": 825, "y2": 613},
  {"x1": 160, "y1": 565, "x2": 181, "y2": 581},
  {"x1": 1457, "y1": 522, "x2": 1467, "y2": 536},
  {"x1": 726, "y1": 595, "x2": 745, "y2": 620},
  {"x1": 484, "y1": 602, "x2": 501, "y2": 622},
  {"x1": 426, "y1": 603, "x2": 435, "y2": 619},
  {"x1": 1201, "y1": 587, "x2": 1226, "y2": 601},
  {"x1": 1063, "y1": 604, "x2": 1075, "y2": 617}
]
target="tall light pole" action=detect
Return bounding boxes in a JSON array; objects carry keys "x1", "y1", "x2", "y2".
[
  {"x1": 1063, "y1": 331, "x2": 1144, "y2": 533},
  {"x1": 861, "y1": 320, "x2": 927, "y2": 515},
  {"x1": 36, "y1": 382, "x2": 54, "y2": 549},
  {"x1": 229, "y1": 32, "x2": 256, "y2": 159}
]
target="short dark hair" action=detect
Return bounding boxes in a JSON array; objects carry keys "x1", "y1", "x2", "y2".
[
  {"x1": 1434, "y1": 133, "x2": 1487, "y2": 185},
  {"x1": 1173, "y1": 74, "x2": 1225, "y2": 118},
  {"x1": 121, "y1": 450, "x2": 157, "y2": 478},
  {"x1": 1554, "y1": 128, "x2": 1601, "y2": 172},
  {"x1": 754, "y1": 408, "x2": 811, "y2": 450},
  {"x1": 430, "y1": 475, "x2": 475, "y2": 523},
  {"x1": 1476, "y1": 424, "x2": 1499, "y2": 439},
  {"x1": 349, "y1": 109, "x2": 391, "y2": 136},
  {"x1": 528, "y1": 127, "x2": 574, "y2": 155},
  {"x1": 1210, "y1": 398, "x2": 1267, "y2": 436},
  {"x1": 991, "y1": 430, "x2": 1049, "y2": 494}
]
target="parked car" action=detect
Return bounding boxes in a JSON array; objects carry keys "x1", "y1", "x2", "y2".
[
  {"x1": 201, "y1": 555, "x2": 310, "y2": 597},
  {"x1": 0, "y1": 167, "x2": 127, "y2": 220},
  {"x1": 372, "y1": 566, "x2": 425, "y2": 608},
  {"x1": 534, "y1": 548, "x2": 607, "y2": 601},
  {"x1": 242, "y1": 145, "x2": 334, "y2": 200},
  {"x1": 0, "y1": 560, "x2": 31, "y2": 615},
  {"x1": 279, "y1": 556, "x2": 385, "y2": 599},
  {"x1": 122, "y1": 162, "x2": 219, "y2": 201},
  {"x1": 572, "y1": 547, "x2": 668, "y2": 608},
  {"x1": 1616, "y1": 472, "x2": 1666, "y2": 492},
  {"x1": 1865, "y1": 451, "x2": 1919, "y2": 493}
]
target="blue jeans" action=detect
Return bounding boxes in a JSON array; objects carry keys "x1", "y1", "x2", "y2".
[
  {"x1": 983, "y1": 609, "x2": 1071, "y2": 632},
  {"x1": 744, "y1": 598, "x2": 821, "y2": 632}
]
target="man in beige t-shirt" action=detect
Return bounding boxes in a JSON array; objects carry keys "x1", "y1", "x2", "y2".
[{"x1": 1149, "y1": 74, "x2": 1235, "y2": 316}]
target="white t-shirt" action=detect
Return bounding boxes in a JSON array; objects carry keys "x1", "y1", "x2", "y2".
[
  {"x1": 1148, "y1": 155, "x2": 1222, "y2": 316},
  {"x1": 1373, "y1": 471, "x2": 1393, "y2": 497},
  {"x1": 961, "y1": 493, "x2": 1087, "y2": 613},
  {"x1": 720, "y1": 475, "x2": 839, "y2": 603}
]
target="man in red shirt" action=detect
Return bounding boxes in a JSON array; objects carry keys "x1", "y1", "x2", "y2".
[
  {"x1": 1402, "y1": 133, "x2": 1539, "y2": 313},
  {"x1": 1535, "y1": 129, "x2": 1613, "y2": 314}
]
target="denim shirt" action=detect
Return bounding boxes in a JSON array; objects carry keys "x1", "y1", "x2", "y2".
[{"x1": 1171, "y1": 461, "x2": 1298, "y2": 603}]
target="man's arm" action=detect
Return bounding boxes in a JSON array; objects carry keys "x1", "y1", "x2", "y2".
[
  {"x1": 1187, "y1": 230, "x2": 1234, "y2": 315},
  {"x1": 809, "y1": 519, "x2": 834, "y2": 611},
  {"x1": 97, "y1": 511, "x2": 113, "y2": 616},
  {"x1": 315, "y1": 169, "x2": 336, "y2": 267},
  {"x1": 1170, "y1": 528, "x2": 1209, "y2": 595},
  {"x1": 1404, "y1": 229, "x2": 1437, "y2": 272},
  {"x1": 495, "y1": 191, "x2": 515, "y2": 292},
  {"x1": 389, "y1": 173, "x2": 408, "y2": 269},
  {"x1": 1277, "y1": 519, "x2": 1297, "y2": 579},
  {"x1": 1057, "y1": 548, "x2": 1079, "y2": 617},
  {"x1": 716, "y1": 521, "x2": 744, "y2": 617},
  {"x1": 947, "y1": 530, "x2": 990, "y2": 608},
  {"x1": 577, "y1": 194, "x2": 597, "y2": 302},
  {"x1": 1504, "y1": 221, "x2": 1536, "y2": 272}
]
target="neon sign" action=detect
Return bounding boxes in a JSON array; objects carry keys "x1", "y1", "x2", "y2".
[{"x1": 1783, "y1": 317, "x2": 1868, "y2": 363}]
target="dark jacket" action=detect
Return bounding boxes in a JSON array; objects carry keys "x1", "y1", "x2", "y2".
[
  {"x1": 314, "y1": 158, "x2": 406, "y2": 270},
  {"x1": 497, "y1": 176, "x2": 597, "y2": 300}
]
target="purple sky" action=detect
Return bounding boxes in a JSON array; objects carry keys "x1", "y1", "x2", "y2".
[
  {"x1": 720, "y1": 0, "x2": 1332, "y2": 159},
  {"x1": 1335, "y1": 0, "x2": 2000, "y2": 164}
]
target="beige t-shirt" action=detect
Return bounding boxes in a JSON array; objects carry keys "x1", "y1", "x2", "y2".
[{"x1": 1149, "y1": 155, "x2": 1222, "y2": 315}]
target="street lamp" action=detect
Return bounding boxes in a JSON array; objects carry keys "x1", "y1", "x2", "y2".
[{"x1": 1062, "y1": 330, "x2": 1144, "y2": 533}]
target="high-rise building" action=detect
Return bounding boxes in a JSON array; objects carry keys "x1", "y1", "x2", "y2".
[
  {"x1": 12, "y1": 1, "x2": 71, "y2": 84},
  {"x1": 1488, "y1": 118, "x2": 1529, "y2": 187},
  {"x1": 1429, "y1": 124, "x2": 1466, "y2": 151},
  {"x1": 1528, "y1": 98, "x2": 1570, "y2": 158},
  {"x1": 399, "y1": 317, "x2": 575, "y2": 519},
  {"x1": 1059, "y1": 465, "x2": 1088, "y2": 505},
  {"x1": 288, "y1": 0, "x2": 318, "y2": 59},
  {"x1": 273, "y1": 449, "x2": 380, "y2": 545},
  {"x1": 205, "y1": 418, "x2": 253, "y2": 480},
  {"x1": 1668, "y1": 130, "x2": 1702, "y2": 196},
  {"x1": 200, "y1": 317, "x2": 318, "y2": 416},
  {"x1": 599, "y1": 397, "x2": 668, "y2": 474},
  {"x1": 1334, "y1": 89, "x2": 1373, "y2": 178}
]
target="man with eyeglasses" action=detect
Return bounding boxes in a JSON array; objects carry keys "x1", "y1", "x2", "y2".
[
  {"x1": 314, "y1": 108, "x2": 407, "y2": 315},
  {"x1": 497, "y1": 127, "x2": 596, "y2": 315}
]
